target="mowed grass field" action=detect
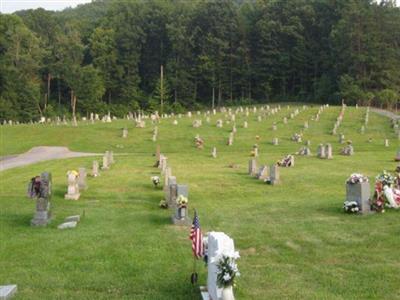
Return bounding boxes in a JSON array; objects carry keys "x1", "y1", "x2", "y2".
[{"x1": 0, "y1": 104, "x2": 399, "y2": 300}]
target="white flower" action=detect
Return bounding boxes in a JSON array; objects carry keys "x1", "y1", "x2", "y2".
[{"x1": 223, "y1": 273, "x2": 231, "y2": 281}]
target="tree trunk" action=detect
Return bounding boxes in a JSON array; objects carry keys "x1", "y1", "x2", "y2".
[
  {"x1": 218, "y1": 78, "x2": 222, "y2": 107},
  {"x1": 45, "y1": 73, "x2": 51, "y2": 110},
  {"x1": 248, "y1": 81, "x2": 251, "y2": 100},
  {"x1": 160, "y1": 65, "x2": 164, "y2": 114},
  {"x1": 108, "y1": 90, "x2": 112, "y2": 105},
  {"x1": 71, "y1": 90, "x2": 77, "y2": 127},
  {"x1": 212, "y1": 86, "x2": 215, "y2": 109},
  {"x1": 58, "y1": 77, "x2": 61, "y2": 109}
]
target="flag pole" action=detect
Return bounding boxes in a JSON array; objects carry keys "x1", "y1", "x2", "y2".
[{"x1": 191, "y1": 208, "x2": 198, "y2": 284}]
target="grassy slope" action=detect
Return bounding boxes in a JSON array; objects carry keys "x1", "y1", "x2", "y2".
[{"x1": 0, "y1": 105, "x2": 399, "y2": 299}]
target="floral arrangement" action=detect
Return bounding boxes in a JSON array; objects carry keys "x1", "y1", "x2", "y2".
[
  {"x1": 375, "y1": 171, "x2": 395, "y2": 187},
  {"x1": 151, "y1": 176, "x2": 160, "y2": 187},
  {"x1": 159, "y1": 199, "x2": 168, "y2": 209},
  {"x1": 346, "y1": 173, "x2": 368, "y2": 184},
  {"x1": 291, "y1": 133, "x2": 302, "y2": 142},
  {"x1": 67, "y1": 170, "x2": 79, "y2": 177},
  {"x1": 176, "y1": 195, "x2": 188, "y2": 207},
  {"x1": 343, "y1": 201, "x2": 359, "y2": 213},
  {"x1": 216, "y1": 251, "x2": 240, "y2": 288}
]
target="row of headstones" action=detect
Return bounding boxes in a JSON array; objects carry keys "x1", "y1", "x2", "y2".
[
  {"x1": 155, "y1": 146, "x2": 191, "y2": 225},
  {"x1": 28, "y1": 171, "x2": 81, "y2": 230},
  {"x1": 154, "y1": 146, "x2": 239, "y2": 300},
  {"x1": 30, "y1": 151, "x2": 114, "y2": 229},
  {"x1": 332, "y1": 104, "x2": 346, "y2": 135},
  {"x1": 248, "y1": 159, "x2": 280, "y2": 185}
]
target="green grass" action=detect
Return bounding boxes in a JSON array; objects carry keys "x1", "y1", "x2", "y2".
[{"x1": 1, "y1": 105, "x2": 399, "y2": 299}]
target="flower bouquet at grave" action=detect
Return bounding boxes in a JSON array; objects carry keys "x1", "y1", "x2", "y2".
[
  {"x1": 346, "y1": 173, "x2": 369, "y2": 184},
  {"x1": 343, "y1": 201, "x2": 359, "y2": 213},
  {"x1": 159, "y1": 199, "x2": 168, "y2": 209},
  {"x1": 375, "y1": 171, "x2": 395, "y2": 187},
  {"x1": 250, "y1": 144, "x2": 258, "y2": 157},
  {"x1": 291, "y1": 133, "x2": 302, "y2": 142},
  {"x1": 372, "y1": 171, "x2": 399, "y2": 212},
  {"x1": 194, "y1": 135, "x2": 204, "y2": 149},
  {"x1": 277, "y1": 155, "x2": 294, "y2": 167},
  {"x1": 27, "y1": 175, "x2": 41, "y2": 199},
  {"x1": 176, "y1": 195, "x2": 188, "y2": 208},
  {"x1": 216, "y1": 251, "x2": 240, "y2": 288},
  {"x1": 151, "y1": 176, "x2": 160, "y2": 187}
]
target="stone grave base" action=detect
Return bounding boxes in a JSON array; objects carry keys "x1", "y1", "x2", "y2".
[
  {"x1": 58, "y1": 221, "x2": 78, "y2": 229},
  {"x1": 65, "y1": 193, "x2": 80, "y2": 200},
  {"x1": 0, "y1": 285, "x2": 17, "y2": 299},
  {"x1": 171, "y1": 216, "x2": 191, "y2": 226},
  {"x1": 200, "y1": 286, "x2": 210, "y2": 300}
]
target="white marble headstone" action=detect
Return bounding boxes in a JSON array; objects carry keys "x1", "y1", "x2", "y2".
[{"x1": 207, "y1": 232, "x2": 235, "y2": 300}]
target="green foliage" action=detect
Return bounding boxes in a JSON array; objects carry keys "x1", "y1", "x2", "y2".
[{"x1": 1, "y1": 0, "x2": 400, "y2": 121}]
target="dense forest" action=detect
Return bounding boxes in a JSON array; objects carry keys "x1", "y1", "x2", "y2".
[{"x1": 0, "y1": 0, "x2": 399, "y2": 121}]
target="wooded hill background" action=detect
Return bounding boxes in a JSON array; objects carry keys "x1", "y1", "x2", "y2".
[{"x1": 0, "y1": 0, "x2": 399, "y2": 121}]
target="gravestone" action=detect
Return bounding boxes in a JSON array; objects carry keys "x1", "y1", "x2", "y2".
[
  {"x1": 384, "y1": 139, "x2": 389, "y2": 147},
  {"x1": 395, "y1": 150, "x2": 400, "y2": 161},
  {"x1": 253, "y1": 146, "x2": 258, "y2": 157},
  {"x1": 177, "y1": 184, "x2": 189, "y2": 198},
  {"x1": 227, "y1": 134, "x2": 233, "y2": 146},
  {"x1": 109, "y1": 151, "x2": 114, "y2": 164},
  {"x1": 243, "y1": 121, "x2": 248, "y2": 128},
  {"x1": 272, "y1": 138, "x2": 279, "y2": 146},
  {"x1": 78, "y1": 168, "x2": 87, "y2": 190},
  {"x1": 248, "y1": 159, "x2": 257, "y2": 176},
  {"x1": 339, "y1": 134, "x2": 345, "y2": 144},
  {"x1": 360, "y1": 126, "x2": 365, "y2": 134},
  {"x1": 102, "y1": 154, "x2": 109, "y2": 170},
  {"x1": 257, "y1": 165, "x2": 269, "y2": 180},
  {"x1": 0, "y1": 285, "x2": 17, "y2": 299},
  {"x1": 172, "y1": 185, "x2": 190, "y2": 225},
  {"x1": 65, "y1": 171, "x2": 80, "y2": 200},
  {"x1": 165, "y1": 176, "x2": 177, "y2": 205},
  {"x1": 92, "y1": 161, "x2": 99, "y2": 177},
  {"x1": 325, "y1": 144, "x2": 333, "y2": 159},
  {"x1": 30, "y1": 172, "x2": 52, "y2": 226},
  {"x1": 270, "y1": 164, "x2": 280, "y2": 185},
  {"x1": 206, "y1": 232, "x2": 235, "y2": 300},
  {"x1": 168, "y1": 183, "x2": 178, "y2": 208},
  {"x1": 163, "y1": 167, "x2": 172, "y2": 189},
  {"x1": 156, "y1": 145, "x2": 161, "y2": 162},
  {"x1": 212, "y1": 147, "x2": 217, "y2": 158},
  {"x1": 122, "y1": 128, "x2": 128, "y2": 138},
  {"x1": 317, "y1": 144, "x2": 326, "y2": 159},
  {"x1": 58, "y1": 221, "x2": 77, "y2": 229},
  {"x1": 159, "y1": 154, "x2": 165, "y2": 170},
  {"x1": 304, "y1": 121, "x2": 309, "y2": 129},
  {"x1": 346, "y1": 181, "x2": 371, "y2": 214}
]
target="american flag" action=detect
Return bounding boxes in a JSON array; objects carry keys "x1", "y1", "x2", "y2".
[{"x1": 189, "y1": 210, "x2": 204, "y2": 258}]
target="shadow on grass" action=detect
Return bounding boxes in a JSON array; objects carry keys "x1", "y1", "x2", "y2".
[
  {"x1": 2, "y1": 213, "x2": 32, "y2": 228},
  {"x1": 147, "y1": 213, "x2": 173, "y2": 226}
]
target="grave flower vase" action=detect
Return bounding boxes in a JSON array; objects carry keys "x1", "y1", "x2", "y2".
[{"x1": 221, "y1": 286, "x2": 235, "y2": 300}]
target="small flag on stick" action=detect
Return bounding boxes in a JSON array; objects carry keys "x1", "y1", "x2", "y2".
[{"x1": 189, "y1": 210, "x2": 204, "y2": 259}]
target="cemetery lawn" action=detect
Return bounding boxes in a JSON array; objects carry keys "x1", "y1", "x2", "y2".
[{"x1": 1, "y1": 105, "x2": 400, "y2": 300}]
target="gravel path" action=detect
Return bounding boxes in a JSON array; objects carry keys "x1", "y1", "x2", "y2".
[
  {"x1": 0, "y1": 146, "x2": 101, "y2": 171},
  {"x1": 370, "y1": 108, "x2": 400, "y2": 120}
]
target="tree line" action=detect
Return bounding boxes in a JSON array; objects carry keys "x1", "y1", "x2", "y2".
[{"x1": 0, "y1": 0, "x2": 399, "y2": 121}]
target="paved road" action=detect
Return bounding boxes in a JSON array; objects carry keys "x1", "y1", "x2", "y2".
[
  {"x1": 0, "y1": 146, "x2": 100, "y2": 171},
  {"x1": 371, "y1": 108, "x2": 400, "y2": 120}
]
